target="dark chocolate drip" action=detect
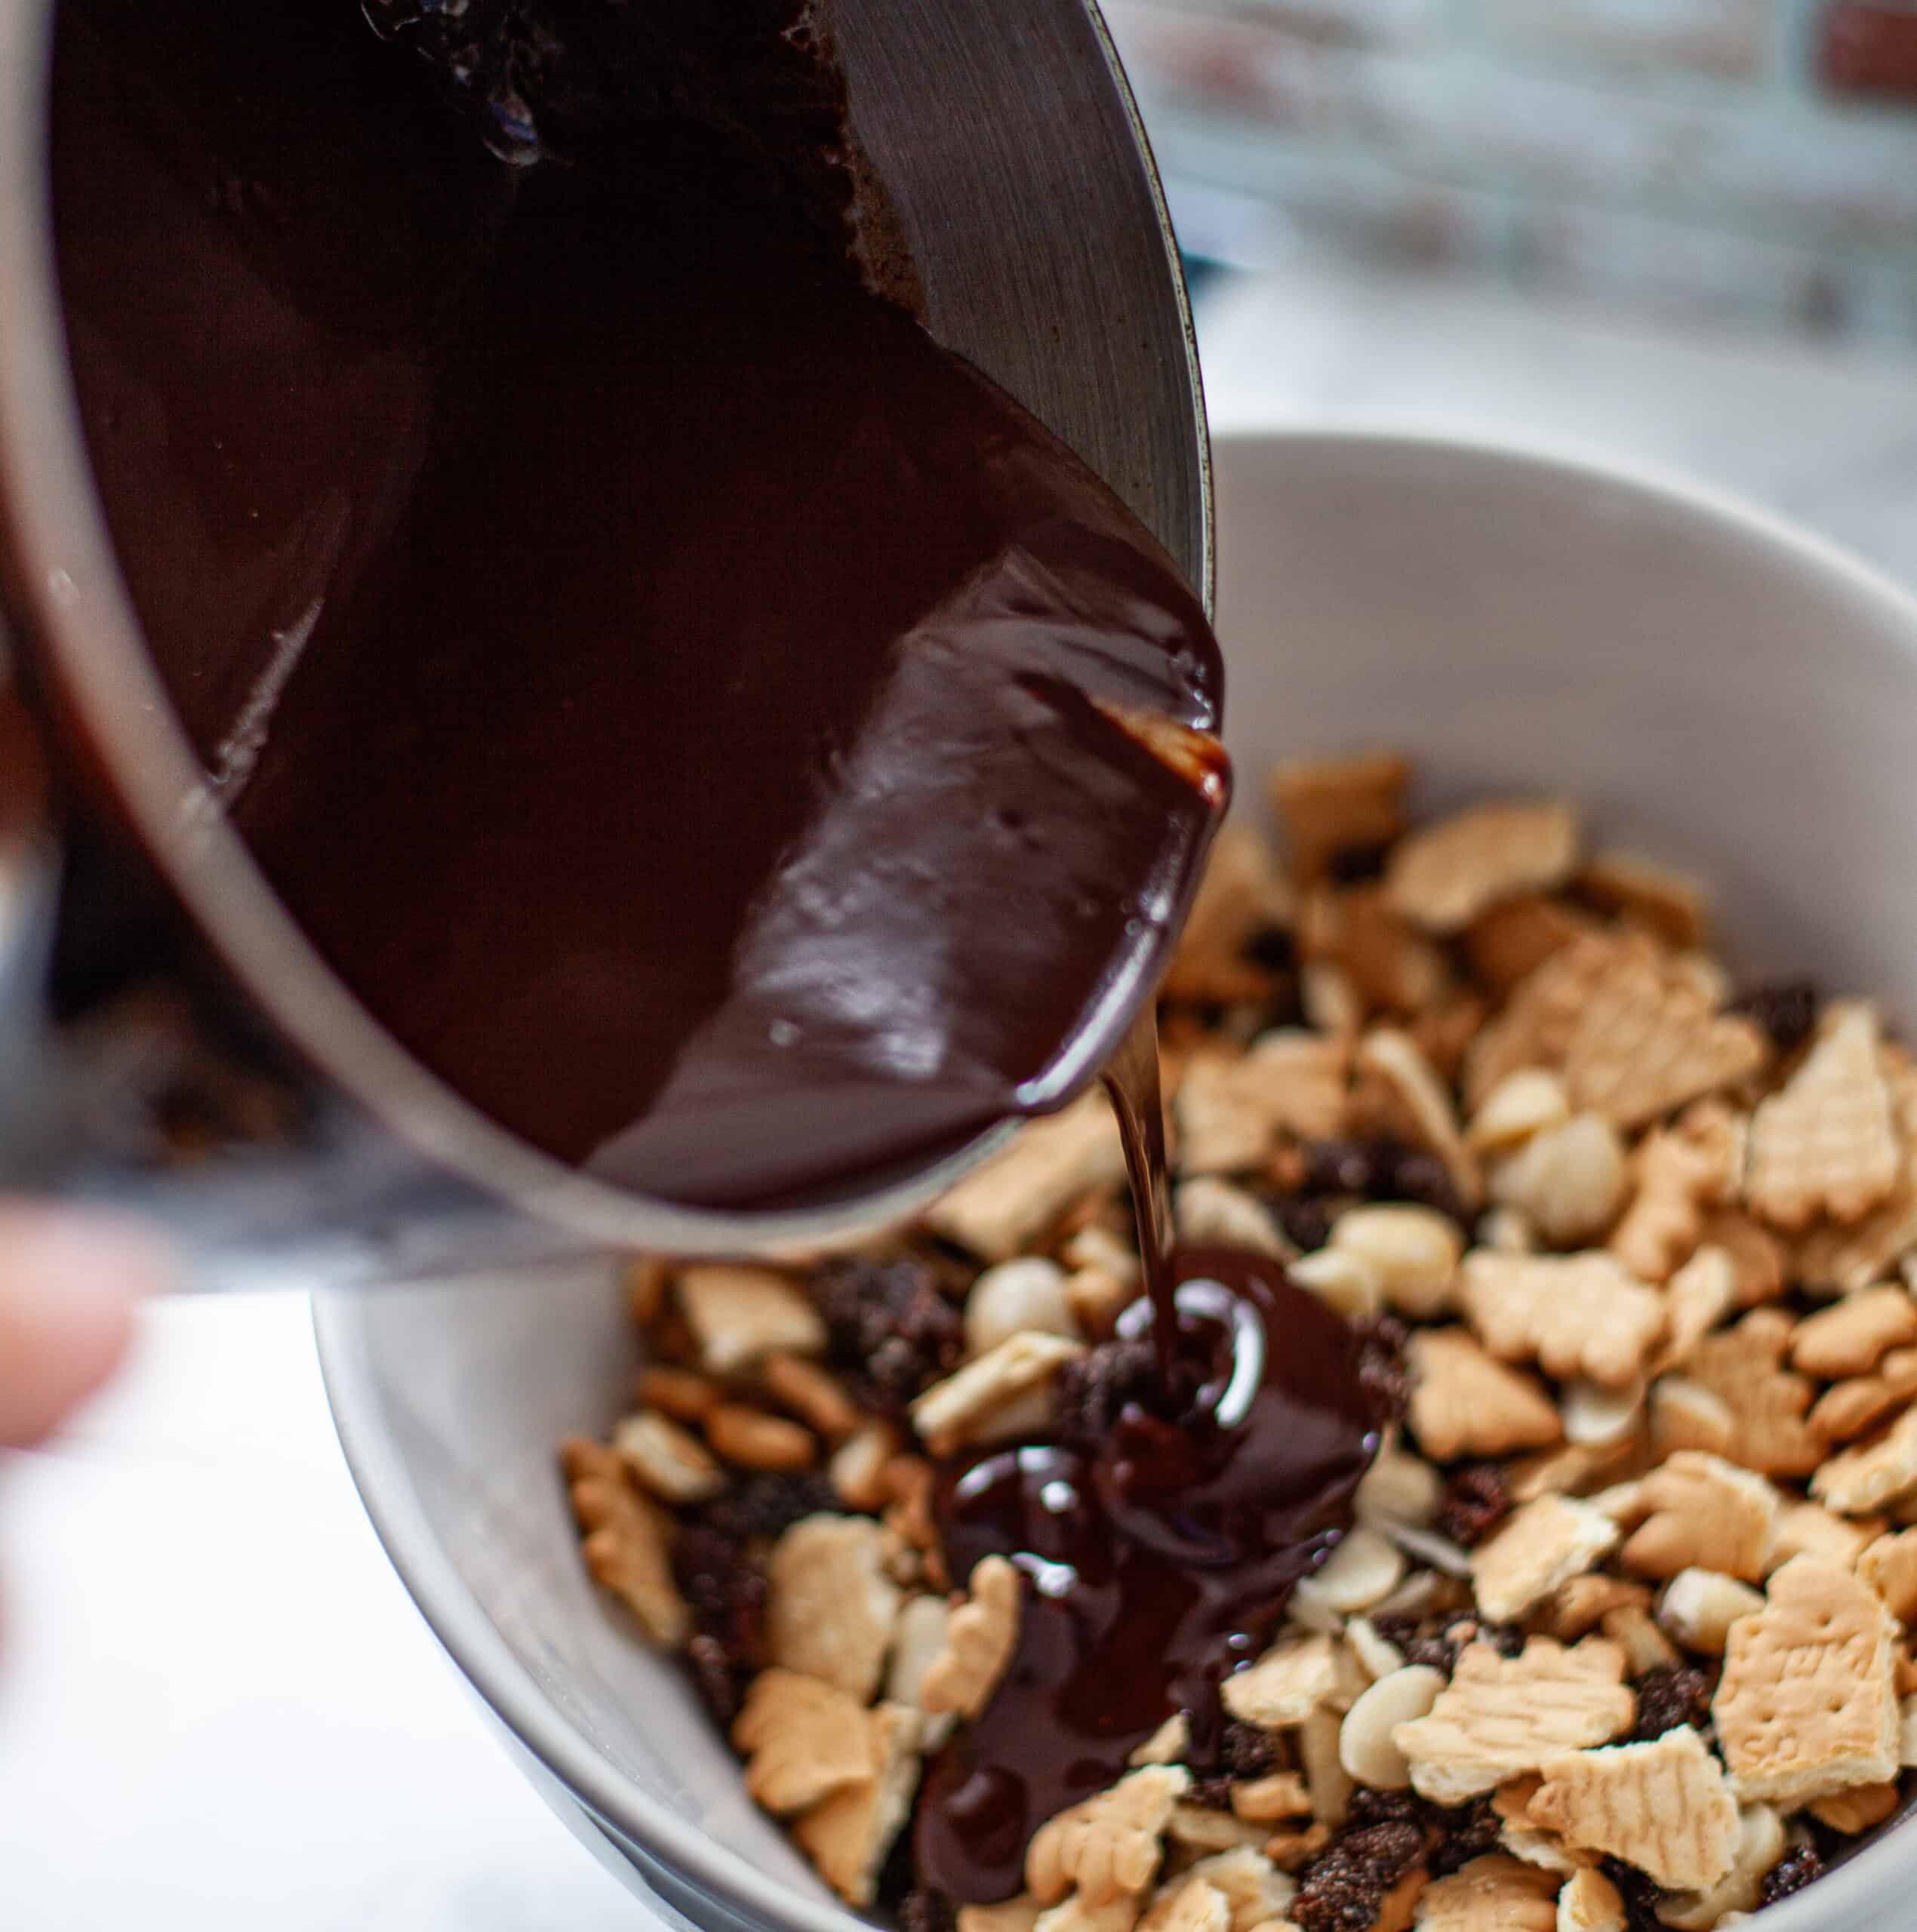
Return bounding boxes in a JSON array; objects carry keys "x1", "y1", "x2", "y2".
[
  {"x1": 50, "y1": 0, "x2": 1226, "y2": 1213},
  {"x1": 918, "y1": 1250, "x2": 1385, "y2": 1904},
  {"x1": 1103, "y1": 1005, "x2": 1179, "y2": 1385}
]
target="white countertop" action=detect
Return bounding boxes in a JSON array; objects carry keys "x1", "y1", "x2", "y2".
[{"x1": 5, "y1": 260, "x2": 1915, "y2": 1929}]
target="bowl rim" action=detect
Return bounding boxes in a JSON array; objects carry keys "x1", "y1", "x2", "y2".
[{"x1": 318, "y1": 425, "x2": 1917, "y2": 1932}]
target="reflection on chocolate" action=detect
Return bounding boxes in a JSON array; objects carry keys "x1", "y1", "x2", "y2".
[
  {"x1": 918, "y1": 1247, "x2": 1386, "y2": 1903},
  {"x1": 50, "y1": 0, "x2": 1225, "y2": 1210}
]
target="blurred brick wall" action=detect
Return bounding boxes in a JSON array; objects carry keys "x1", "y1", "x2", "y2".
[{"x1": 1103, "y1": 0, "x2": 1917, "y2": 340}]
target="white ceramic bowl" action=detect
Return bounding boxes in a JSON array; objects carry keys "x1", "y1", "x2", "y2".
[{"x1": 317, "y1": 431, "x2": 1917, "y2": 1932}]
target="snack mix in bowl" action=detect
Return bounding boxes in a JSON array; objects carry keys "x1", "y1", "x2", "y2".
[{"x1": 563, "y1": 751, "x2": 1917, "y2": 1932}]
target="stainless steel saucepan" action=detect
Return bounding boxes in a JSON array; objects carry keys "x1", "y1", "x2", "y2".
[{"x1": 0, "y1": 0, "x2": 1209, "y2": 1287}]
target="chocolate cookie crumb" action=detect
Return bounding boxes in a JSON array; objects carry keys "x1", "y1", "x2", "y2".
[
  {"x1": 1292, "y1": 1821, "x2": 1425, "y2": 1932},
  {"x1": 899, "y1": 1888, "x2": 958, "y2": 1932},
  {"x1": 1425, "y1": 1796, "x2": 1500, "y2": 1877},
  {"x1": 814, "y1": 1257, "x2": 964, "y2": 1420},
  {"x1": 1356, "y1": 1316, "x2": 1413, "y2": 1425},
  {"x1": 1433, "y1": 1463, "x2": 1512, "y2": 1547},
  {"x1": 1602, "y1": 1857, "x2": 1672, "y2": 1932},
  {"x1": 1758, "y1": 1844, "x2": 1826, "y2": 1909},
  {"x1": 702, "y1": 1472, "x2": 838, "y2": 1546},
  {"x1": 1272, "y1": 1192, "x2": 1340, "y2": 1254},
  {"x1": 1630, "y1": 1664, "x2": 1714, "y2": 1743},
  {"x1": 1052, "y1": 1336, "x2": 1162, "y2": 1443},
  {"x1": 1730, "y1": 979, "x2": 1820, "y2": 1056}
]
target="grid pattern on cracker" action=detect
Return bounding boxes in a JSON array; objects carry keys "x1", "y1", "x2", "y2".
[
  {"x1": 1392, "y1": 1638, "x2": 1635, "y2": 1804},
  {"x1": 1712, "y1": 1556, "x2": 1901, "y2": 1804},
  {"x1": 1746, "y1": 1001, "x2": 1902, "y2": 1231}
]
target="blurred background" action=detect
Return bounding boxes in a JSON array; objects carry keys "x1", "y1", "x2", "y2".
[{"x1": 1114, "y1": 0, "x2": 1917, "y2": 579}]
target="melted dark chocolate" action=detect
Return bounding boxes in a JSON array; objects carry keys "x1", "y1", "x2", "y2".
[
  {"x1": 50, "y1": 0, "x2": 1225, "y2": 1209},
  {"x1": 918, "y1": 1244, "x2": 1384, "y2": 1903}
]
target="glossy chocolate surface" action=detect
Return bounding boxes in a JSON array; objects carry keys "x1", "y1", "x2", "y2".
[{"x1": 51, "y1": 0, "x2": 1225, "y2": 1208}]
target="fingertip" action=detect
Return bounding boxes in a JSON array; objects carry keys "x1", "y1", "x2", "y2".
[{"x1": 0, "y1": 1204, "x2": 171, "y2": 1447}]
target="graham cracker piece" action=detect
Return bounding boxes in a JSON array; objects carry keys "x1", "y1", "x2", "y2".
[
  {"x1": 922, "y1": 1554, "x2": 1022, "y2": 1719},
  {"x1": 1697, "y1": 1211, "x2": 1786, "y2": 1307},
  {"x1": 1269, "y1": 749, "x2": 1411, "y2": 887},
  {"x1": 1169, "y1": 1807, "x2": 1269, "y2": 1856},
  {"x1": 1608, "y1": 1131, "x2": 1727, "y2": 1285},
  {"x1": 1574, "y1": 853, "x2": 1708, "y2": 952},
  {"x1": 1463, "y1": 934, "x2": 1629, "y2": 1112},
  {"x1": 911, "y1": 1331, "x2": 1085, "y2": 1457},
  {"x1": 1408, "y1": 1329, "x2": 1563, "y2": 1463},
  {"x1": 1813, "y1": 1404, "x2": 1917, "y2": 1516},
  {"x1": 1528, "y1": 1729, "x2": 1739, "y2": 1892},
  {"x1": 1809, "y1": 1780, "x2": 1901, "y2": 1834},
  {"x1": 1712, "y1": 1555, "x2": 1901, "y2": 1804},
  {"x1": 1163, "y1": 824, "x2": 1297, "y2": 1005},
  {"x1": 1746, "y1": 1002, "x2": 1901, "y2": 1231},
  {"x1": 1384, "y1": 800, "x2": 1581, "y2": 934},
  {"x1": 733, "y1": 1668, "x2": 875, "y2": 1815},
  {"x1": 1327, "y1": 885, "x2": 1454, "y2": 1015},
  {"x1": 1229, "y1": 1774, "x2": 1313, "y2": 1823},
  {"x1": 611, "y1": 1409, "x2": 728, "y2": 1504},
  {"x1": 1470, "y1": 1496, "x2": 1622, "y2": 1624},
  {"x1": 1392, "y1": 1638, "x2": 1635, "y2": 1804},
  {"x1": 1035, "y1": 1897, "x2": 1142, "y2": 1932},
  {"x1": 791, "y1": 1703, "x2": 923, "y2": 1906},
  {"x1": 927, "y1": 1088, "x2": 1128, "y2": 1260},
  {"x1": 1682, "y1": 1310, "x2": 1824, "y2": 1479},
  {"x1": 1647, "y1": 1804, "x2": 1783, "y2": 1932},
  {"x1": 1176, "y1": 1033, "x2": 1352, "y2": 1176},
  {"x1": 1792, "y1": 1285, "x2": 1917, "y2": 1380},
  {"x1": 1137, "y1": 1878, "x2": 1229, "y2": 1932},
  {"x1": 1412, "y1": 1854, "x2": 1559, "y2": 1932},
  {"x1": 761, "y1": 1353, "x2": 860, "y2": 1441},
  {"x1": 1181, "y1": 1847, "x2": 1299, "y2": 1932},
  {"x1": 1555, "y1": 1866, "x2": 1626, "y2": 1932},
  {"x1": 1809, "y1": 1345, "x2": 1917, "y2": 1441},
  {"x1": 961, "y1": 1901, "x2": 1045, "y2": 1932},
  {"x1": 1463, "y1": 895, "x2": 1594, "y2": 1000},
  {"x1": 765, "y1": 1515, "x2": 902, "y2": 1701},
  {"x1": 1355, "y1": 1029, "x2": 1483, "y2": 1210},
  {"x1": 1562, "y1": 945, "x2": 1767, "y2": 1131},
  {"x1": 1765, "y1": 1500, "x2": 1880, "y2": 1574},
  {"x1": 1222, "y1": 1632, "x2": 1363, "y2": 1729},
  {"x1": 1648, "y1": 1378, "x2": 1735, "y2": 1460},
  {"x1": 1646, "y1": 1246, "x2": 1736, "y2": 1378},
  {"x1": 1797, "y1": 1183, "x2": 1917, "y2": 1297},
  {"x1": 1414, "y1": 993, "x2": 1491, "y2": 1085},
  {"x1": 1858, "y1": 1527, "x2": 1917, "y2": 1621},
  {"x1": 1612, "y1": 1451, "x2": 1779, "y2": 1583},
  {"x1": 1505, "y1": 1435, "x2": 1648, "y2": 1506},
  {"x1": 1027, "y1": 1764, "x2": 1191, "y2": 1905},
  {"x1": 677, "y1": 1264, "x2": 827, "y2": 1374},
  {"x1": 560, "y1": 1436, "x2": 689, "y2": 1646},
  {"x1": 1537, "y1": 1575, "x2": 1653, "y2": 1644},
  {"x1": 1457, "y1": 1251, "x2": 1666, "y2": 1390}
]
